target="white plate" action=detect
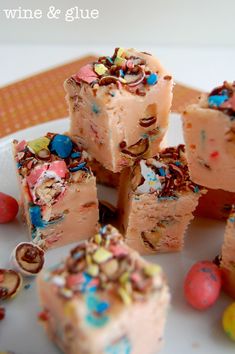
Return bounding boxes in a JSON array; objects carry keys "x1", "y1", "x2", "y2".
[{"x1": 0, "y1": 115, "x2": 233, "y2": 354}]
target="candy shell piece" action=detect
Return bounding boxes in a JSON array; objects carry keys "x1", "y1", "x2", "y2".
[
  {"x1": 184, "y1": 261, "x2": 222, "y2": 310},
  {"x1": 10, "y1": 242, "x2": 45, "y2": 276},
  {"x1": 50, "y1": 134, "x2": 73, "y2": 159},
  {"x1": 28, "y1": 137, "x2": 50, "y2": 154},
  {"x1": 94, "y1": 64, "x2": 108, "y2": 76},
  {"x1": 0, "y1": 269, "x2": 23, "y2": 300},
  {"x1": 73, "y1": 64, "x2": 98, "y2": 84},
  {"x1": 222, "y1": 302, "x2": 235, "y2": 341},
  {"x1": 146, "y1": 73, "x2": 158, "y2": 85},
  {"x1": 0, "y1": 192, "x2": 19, "y2": 224}
]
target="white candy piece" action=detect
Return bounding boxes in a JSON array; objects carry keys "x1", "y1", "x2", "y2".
[{"x1": 10, "y1": 242, "x2": 45, "y2": 277}]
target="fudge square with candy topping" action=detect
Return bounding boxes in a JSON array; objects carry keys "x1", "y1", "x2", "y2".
[
  {"x1": 118, "y1": 145, "x2": 204, "y2": 254},
  {"x1": 13, "y1": 133, "x2": 99, "y2": 250},
  {"x1": 64, "y1": 47, "x2": 173, "y2": 173},
  {"x1": 220, "y1": 206, "x2": 235, "y2": 299},
  {"x1": 37, "y1": 225, "x2": 170, "y2": 354},
  {"x1": 182, "y1": 81, "x2": 235, "y2": 192}
]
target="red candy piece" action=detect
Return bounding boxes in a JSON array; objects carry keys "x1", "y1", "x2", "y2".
[
  {"x1": 0, "y1": 192, "x2": 19, "y2": 223},
  {"x1": 184, "y1": 261, "x2": 222, "y2": 310}
]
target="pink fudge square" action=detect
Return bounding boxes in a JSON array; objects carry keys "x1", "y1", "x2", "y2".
[
  {"x1": 64, "y1": 48, "x2": 173, "y2": 173},
  {"x1": 37, "y1": 225, "x2": 170, "y2": 354},
  {"x1": 118, "y1": 145, "x2": 204, "y2": 254},
  {"x1": 221, "y1": 206, "x2": 235, "y2": 299},
  {"x1": 182, "y1": 81, "x2": 235, "y2": 192},
  {"x1": 13, "y1": 133, "x2": 99, "y2": 250}
]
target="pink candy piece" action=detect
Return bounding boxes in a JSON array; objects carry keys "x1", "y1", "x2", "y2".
[
  {"x1": 26, "y1": 161, "x2": 67, "y2": 188},
  {"x1": 184, "y1": 261, "x2": 222, "y2": 310},
  {"x1": 73, "y1": 64, "x2": 98, "y2": 84},
  {"x1": 89, "y1": 278, "x2": 99, "y2": 288},
  {"x1": 131, "y1": 272, "x2": 142, "y2": 284},
  {"x1": 48, "y1": 161, "x2": 67, "y2": 178},
  {"x1": 16, "y1": 140, "x2": 27, "y2": 152},
  {"x1": 26, "y1": 165, "x2": 47, "y2": 187},
  {"x1": 66, "y1": 273, "x2": 85, "y2": 288},
  {"x1": 109, "y1": 244, "x2": 128, "y2": 257},
  {"x1": 221, "y1": 94, "x2": 235, "y2": 110},
  {"x1": 126, "y1": 60, "x2": 134, "y2": 69}
]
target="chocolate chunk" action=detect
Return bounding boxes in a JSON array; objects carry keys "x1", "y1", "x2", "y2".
[
  {"x1": 121, "y1": 138, "x2": 149, "y2": 158},
  {"x1": 139, "y1": 116, "x2": 157, "y2": 128},
  {"x1": 0, "y1": 269, "x2": 22, "y2": 300}
]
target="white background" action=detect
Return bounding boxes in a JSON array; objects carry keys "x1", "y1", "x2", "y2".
[
  {"x1": 0, "y1": 1, "x2": 235, "y2": 91},
  {"x1": 0, "y1": 0, "x2": 234, "y2": 46}
]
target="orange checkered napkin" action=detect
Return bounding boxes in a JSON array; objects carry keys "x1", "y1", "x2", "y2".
[{"x1": 0, "y1": 55, "x2": 201, "y2": 138}]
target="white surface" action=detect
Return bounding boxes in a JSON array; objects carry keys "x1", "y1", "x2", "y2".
[
  {"x1": 0, "y1": 115, "x2": 233, "y2": 354},
  {"x1": 0, "y1": 44, "x2": 235, "y2": 92},
  {"x1": 0, "y1": 0, "x2": 234, "y2": 46}
]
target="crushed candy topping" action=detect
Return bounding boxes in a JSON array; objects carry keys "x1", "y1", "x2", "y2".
[
  {"x1": 44, "y1": 225, "x2": 162, "y2": 311},
  {"x1": 14, "y1": 133, "x2": 91, "y2": 245},
  {"x1": 71, "y1": 47, "x2": 161, "y2": 96},
  {"x1": 207, "y1": 81, "x2": 235, "y2": 118},
  {"x1": 132, "y1": 145, "x2": 201, "y2": 197}
]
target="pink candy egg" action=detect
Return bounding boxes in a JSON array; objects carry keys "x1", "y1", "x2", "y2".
[
  {"x1": 0, "y1": 192, "x2": 19, "y2": 224},
  {"x1": 184, "y1": 261, "x2": 222, "y2": 310}
]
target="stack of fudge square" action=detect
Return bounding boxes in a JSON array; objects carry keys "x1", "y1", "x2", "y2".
[
  {"x1": 182, "y1": 80, "x2": 235, "y2": 299},
  {"x1": 13, "y1": 48, "x2": 235, "y2": 353}
]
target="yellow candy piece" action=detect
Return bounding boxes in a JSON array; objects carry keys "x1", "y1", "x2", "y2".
[
  {"x1": 114, "y1": 56, "x2": 126, "y2": 67},
  {"x1": 94, "y1": 233, "x2": 102, "y2": 245},
  {"x1": 86, "y1": 264, "x2": 99, "y2": 277},
  {"x1": 118, "y1": 286, "x2": 132, "y2": 305},
  {"x1": 86, "y1": 254, "x2": 92, "y2": 265},
  {"x1": 64, "y1": 302, "x2": 76, "y2": 318},
  {"x1": 93, "y1": 247, "x2": 112, "y2": 264},
  {"x1": 144, "y1": 264, "x2": 162, "y2": 277},
  {"x1": 119, "y1": 271, "x2": 130, "y2": 284},
  {"x1": 117, "y1": 48, "x2": 125, "y2": 57},
  {"x1": 28, "y1": 137, "x2": 50, "y2": 154},
  {"x1": 94, "y1": 63, "x2": 108, "y2": 76},
  {"x1": 223, "y1": 302, "x2": 235, "y2": 341}
]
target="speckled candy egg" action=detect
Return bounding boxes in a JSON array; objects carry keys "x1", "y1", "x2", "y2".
[
  {"x1": 0, "y1": 192, "x2": 19, "y2": 223},
  {"x1": 50, "y1": 134, "x2": 73, "y2": 158},
  {"x1": 223, "y1": 302, "x2": 235, "y2": 341},
  {"x1": 184, "y1": 261, "x2": 222, "y2": 310}
]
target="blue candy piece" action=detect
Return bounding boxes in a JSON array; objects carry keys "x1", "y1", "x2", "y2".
[
  {"x1": 174, "y1": 161, "x2": 181, "y2": 166},
  {"x1": 208, "y1": 94, "x2": 228, "y2": 107},
  {"x1": 85, "y1": 313, "x2": 109, "y2": 328},
  {"x1": 50, "y1": 134, "x2": 73, "y2": 158},
  {"x1": 92, "y1": 103, "x2": 100, "y2": 114},
  {"x1": 147, "y1": 73, "x2": 158, "y2": 85},
  {"x1": 193, "y1": 185, "x2": 200, "y2": 193},
  {"x1": 81, "y1": 273, "x2": 97, "y2": 293},
  {"x1": 69, "y1": 162, "x2": 87, "y2": 172},
  {"x1": 158, "y1": 167, "x2": 166, "y2": 177},
  {"x1": 106, "y1": 56, "x2": 114, "y2": 64},
  {"x1": 105, "y1": 336, "x2": 132, "y2": 354},
  {"x1": 119, "y1": 69, "x2": 125, "y2": 78},
  {"x1": 86, "y1": 294, "x2": 110, "y2": 313},
  {"x1": 71, "y1": 151, "x2": 81, "y2": 159},
  {"x1": 96, "y1": 301, "x2": 110, "y2": 314},
  {"x1": 29, "y1": 205, "x2": 45, "y2": 228}
]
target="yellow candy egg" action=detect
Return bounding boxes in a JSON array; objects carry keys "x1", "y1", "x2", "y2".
[{"x1": 222, "y1": 302, "x2": 235, "y2": 341}]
